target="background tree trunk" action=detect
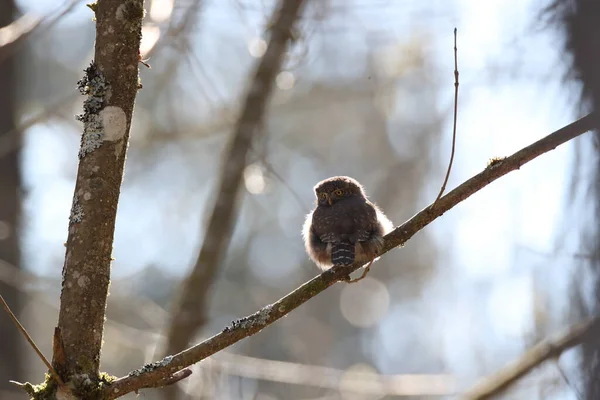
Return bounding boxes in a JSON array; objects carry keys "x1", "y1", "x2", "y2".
[
  {"x1": 551, "y1": 0, "x2": 600, "y2": 398},
  {"x1": 0, "y1": 0, "x2": 24, "y2": 395}
]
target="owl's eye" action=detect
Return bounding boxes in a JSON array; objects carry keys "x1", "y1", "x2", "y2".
[
  {"x1": 333, "y1": 189, "x2": 344, "y2": 196},
  {"x1": 319, "y1": 193, "x2": 327, "y2": 200}
]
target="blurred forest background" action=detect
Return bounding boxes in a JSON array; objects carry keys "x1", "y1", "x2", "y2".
[{"x1": 1, "y1": 0, "x2": 599, "y2": 399}]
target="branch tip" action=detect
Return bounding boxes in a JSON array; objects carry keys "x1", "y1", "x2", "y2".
[{"x1": 433, "y1": 27, "x2": 460, "y2": 207}]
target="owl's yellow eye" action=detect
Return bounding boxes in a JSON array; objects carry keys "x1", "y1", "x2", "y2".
[
  {"x1": 319, "y1": 193, "x2": 327, "y2": 200},
  {"x1": 334, "y1": 189, "x2": 344, "y2": 196}
]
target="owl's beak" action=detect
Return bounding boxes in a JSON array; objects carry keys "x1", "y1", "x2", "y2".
[{"x1": 327, "y1": 196, "x2": 332, "y2": 206}]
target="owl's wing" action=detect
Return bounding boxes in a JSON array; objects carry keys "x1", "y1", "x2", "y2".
[
  {"x1": 319, "y1": 232, "x2": 339, "y2": 243},
  {"x1": 353, "y1": 230, "x2": 372, "y2": 242}
]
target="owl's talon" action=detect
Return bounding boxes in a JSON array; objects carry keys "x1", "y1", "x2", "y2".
[{"x1": 345, "y1": 259, "x2": 374, "y2": 284}]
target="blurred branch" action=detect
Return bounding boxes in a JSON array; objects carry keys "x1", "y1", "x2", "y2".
[
  {"x1": 0, "y1": 92, "x2": 78, "y2": 161},
  {"x1": 555, "y1": 360, "x2": 582, "y2": 399},
  {"x1": 461, "y1": 317, "x2": 600, "y2": 400},
  {"x1": 209, "y1": 353, "x2": 456, "y2": 396},
  {"x1": 144, "y1": 0, "x2": 202, "y2": 59},
  {"x1": 106, "y1": 113, "x2": 596, "y2": 398},
  {"x1": 0, "y1": 13, "x2": 41, "y2": 47},
  {"x1": 0, "y1": 0, "x2": 80, "y2": 65},
  {"x1": 162, "y1": 0, "x2": 307, "y2": 361}
]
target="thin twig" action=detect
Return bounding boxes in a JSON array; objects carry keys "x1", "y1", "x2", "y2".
[
  {"x1": 555, "y1": 360, "x2": 583, "y2": 400},
  {"x1": 104, "y1": 114, "x2": 596, "y2": 399},
  {"x1": 0, "y1": 294, "x2": 65, "y2": 386},
  {"x1": 433, "y1": 27, "x2": 459, "y2": 207},
  {"x1": 460, "y1": 317, "x2": 599, "y2": 399}
]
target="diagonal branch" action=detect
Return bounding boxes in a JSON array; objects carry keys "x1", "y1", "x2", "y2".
[
  {"x1": 460, "y1": 317, "x2": 600, "y2": 399},
  {"x1": 162, "y1": 0, "x2": 308, "y2": 360},
  {"x1": 104, "y1": 113, "x2": 596, "y2": 399}
]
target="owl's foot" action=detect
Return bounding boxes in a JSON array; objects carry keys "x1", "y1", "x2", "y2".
[{"x1": 345, "y1": 259, "x2": 375, "y2": 284}]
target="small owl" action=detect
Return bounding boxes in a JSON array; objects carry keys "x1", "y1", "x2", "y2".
[{"x1": 302, "y1": 176, "x2": 393, "y2": 271}]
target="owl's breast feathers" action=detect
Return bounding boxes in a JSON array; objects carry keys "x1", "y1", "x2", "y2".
[{"x1": 311, "y1": 198, "x2": 378, "y2": 239}]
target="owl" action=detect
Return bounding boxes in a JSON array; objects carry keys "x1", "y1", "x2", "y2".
[{"x1": 302, "y1": 176, "x2": 393, "y2": 271}]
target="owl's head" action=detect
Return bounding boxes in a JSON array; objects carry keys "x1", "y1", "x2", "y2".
[{"x1": 313, "y1": 176, "x2": 366, "y2": 206}]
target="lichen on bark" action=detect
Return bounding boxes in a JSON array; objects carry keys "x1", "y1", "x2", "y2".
[{"x1": 51, "y1": 0, "x2": 144, "y2": 395}]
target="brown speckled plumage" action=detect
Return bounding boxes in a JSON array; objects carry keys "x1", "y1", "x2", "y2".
[{"x1": 302, "y1": 176, "x2": 393, "y2": 271}]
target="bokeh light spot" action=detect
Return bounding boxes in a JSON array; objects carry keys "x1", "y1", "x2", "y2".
[
  {"x1": 276, "y1": 71, "x2": 295, "y2": 90},
  {"x1": 140, "y1": 24, "x2": 161, "y2": 57},
  {"x1": 248, "y1": 38, "x2": 267, "y2": 58},
  {"x1": 340, "y1": 276, "x2": 390, "y2": 328},
  {"x1": 244, "y1": 163, "x2": 266, "y2": 194},
  {"x1": 149, "y1": 0, "x2": 174, "y2": 22}
]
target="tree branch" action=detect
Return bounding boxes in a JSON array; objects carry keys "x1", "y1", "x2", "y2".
[
  {"x1": 460, "y1": 317, "x2": 600, "y2": 399},
  {"x1": 55, "y1": 0, "x2": 143, "y2": 381},
  {"x1": 104, "y1": 113, "x2": 596, "y2": 398},
  {"x1": 162, "y1": 0, "x2": 307, "y2": 359}
]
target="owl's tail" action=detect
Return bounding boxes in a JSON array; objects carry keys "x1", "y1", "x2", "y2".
[{"x1": 331, "y1": 242, "x2": 355, "y2": 266}]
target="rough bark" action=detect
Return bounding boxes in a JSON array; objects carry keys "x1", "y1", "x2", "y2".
[{"x1": 54, "y1": 0, "x2": 143, "y2": 384}]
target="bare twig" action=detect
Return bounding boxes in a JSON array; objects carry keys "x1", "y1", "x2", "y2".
[
  {"x1": 162, "y1": 0, "x2": 307, "y2": 361},
  {"x1": 105, "y1": 114, "x2": 596, "y2": 399},
  {"x1": 555, "y1": 360, "x2": 583, "y2": 400},
  {"x1": 433, "y1": 27, "x2": 459, "y2": 206},
  {"x1": 461, "y1": 317, "x2": 599, "y2": 399},
  {"x1": 0, "y1": 295, "x2": 65, "y2": 386}
]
